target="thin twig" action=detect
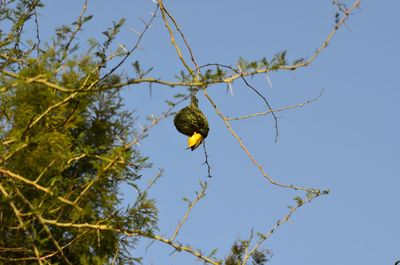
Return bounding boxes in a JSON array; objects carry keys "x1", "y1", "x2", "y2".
[
  {"x1": 158, "y1": 0, "x2": 195, "y2": 78},
  {"x1": 57, "y1": 0, "x2": 89, "y2": 65},
  {"x1": 160, "y1": 3, "x2": 199, "y2": 72},
  {"x1": 170, "y1": 181, "x2": 207, "y2": 241},
  {"x1": 227, "y1": 89, "x2": 323, "y2": 121},
  {"x1": 33, "y1": 5, "x2": 41, "y2": 57},
  {"x1": 222, "y1": 0, "x2": 361, "y2": 83},
  {"x1": 202, "y1": 141, "x2": 212, "y2": 178},
  {"x1": 242, "y1": 192, "x2": 327, "y2": 264}
]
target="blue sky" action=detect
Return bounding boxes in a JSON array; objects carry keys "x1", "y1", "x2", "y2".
[{"x1": 38, "y1": 1, "x2": 399, "y2": 264}]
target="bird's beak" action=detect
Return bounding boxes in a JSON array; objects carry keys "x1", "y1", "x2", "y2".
[{"x1": 187, "y1": 132, "x2": 203, "y2": 151}]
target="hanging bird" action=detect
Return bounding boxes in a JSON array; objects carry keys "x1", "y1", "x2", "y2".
[{"x1": 174, "y1": 95, "x2": 209, "y2": 151}]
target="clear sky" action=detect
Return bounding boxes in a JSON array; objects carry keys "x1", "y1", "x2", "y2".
[{"x1": 38, "y1": 1, "x2": 399, "y2": 264}]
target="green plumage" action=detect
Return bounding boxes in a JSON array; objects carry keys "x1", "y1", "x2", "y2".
[{"x1": 174, "y1": 95, "x2": 209, "y2": 138}]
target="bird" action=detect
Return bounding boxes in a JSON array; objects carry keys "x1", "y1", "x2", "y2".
[{"x1": 173, "y1": 95, "x2": 209, "y2": 151}]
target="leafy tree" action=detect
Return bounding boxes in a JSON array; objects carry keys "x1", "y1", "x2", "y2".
[
  {"x1": 0, "y1": 0, "x2": 360, "y2": 264},
  {"x1": 0, "y1": 2, "x2": 157, "y2": 264}
]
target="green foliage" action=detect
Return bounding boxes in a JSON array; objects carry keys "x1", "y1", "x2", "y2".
[
  {"x1": 0, "y1": 2, "x2": 157, "y2": 264},
  {"x1": 199, "y1": 66, "x2": 227, "y2": 83},
  {"x1": 132, "y1": 60, "x2": 153, "y2": 79},
  {"x1": 175, "y1": 70, "x2": 192, "y2": 83},
  {"x1": 96, "y1": 18, "x2": 126, "y2": 67},
  {"x1": 225, "y1": 240, "x2": 271, "y2": 265}
]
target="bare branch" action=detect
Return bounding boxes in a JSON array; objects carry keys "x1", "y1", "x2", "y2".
[
  {"x1": 170, "y1": 181, "x2": 207, "y2": 241},
  {"x1": 227, "y1": 89, "x2": 324, "y2": 121},
  {"x1": 242, "y1": 191, "x2": 328, "y2": 264}
]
